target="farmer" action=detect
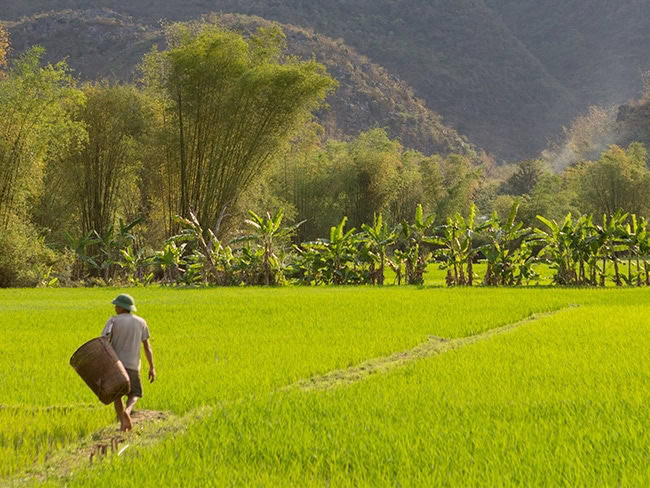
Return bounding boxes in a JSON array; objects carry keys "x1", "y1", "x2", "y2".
[{"x1": 102, "y1": 294, "x2": 155, "y2": 432}]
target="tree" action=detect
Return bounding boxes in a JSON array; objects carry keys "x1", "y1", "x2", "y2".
[
  {"x1": 299, "y1": 217, "x2": 360, "y2": 285},
  {"x1": 0, "y1": 47, "x2": 83, "y2": 229},
  {"x1": 361, "y1": 213, "x2": 396, "y2": 285},
  {"x1": 0, "y1": 47, "x2": 83, "y2": 286},
  {"x1": 434, "y1": 154, "x2": 481, "y2": 220},
  {"x1": 557, "y1": 106, "x2": 618, "y2": 167},
  {"x1": 143, "y1": 22, "x2": 335, "y2": 237},
  {"x1": 42, "y1": 83, "x2": 148, "y2": 241},
  {"x1": 232, "y1": 209, "x2": 303, "y2": 285},
  {"x1": 482, "y1": 203, "x2": 534, "y2": 286},
  {"x1": 569, "y1": 143, "x2": 650, "y2": 218},
  {"x1": 432, "y1": 204, "x2": 481, "y2": 286},
  {"x1": 397, "y1": 204, "x2": 435, "y2": 285},
  {"x1": 344, "y1": 129, "x2": 402, "y2": 228},
  {"x1": 503, "y1": 159, "x2": 547, "y2": 196},
  {"x1": 516, "y1": 173, "x2": 577, "y2": 227}
]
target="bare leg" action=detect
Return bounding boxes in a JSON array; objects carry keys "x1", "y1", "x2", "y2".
[
  {"x1": 113, "y1": 398, "x2": 122, "y2": 422},
  {"x1": 114, "y1": 397, "x2": 132, "y2": 432},
  {"x1": 125, "y1": 395, "x2": 139, "y2": 416}
]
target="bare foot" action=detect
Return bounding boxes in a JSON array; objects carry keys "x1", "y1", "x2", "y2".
[{"x1": 121, "y1": 411, "x2": 133, "y2": 432}]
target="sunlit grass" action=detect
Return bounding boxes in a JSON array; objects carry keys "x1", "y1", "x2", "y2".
[
  {"x1": 2, "y1": 286, "x2": 648, "y2": 483},
  {"x1": 67, "y1": 299, "x2": 650, "y2": 486}
]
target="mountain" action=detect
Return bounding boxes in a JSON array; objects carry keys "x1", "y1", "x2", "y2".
[
  {"x1": 2, "y1": 1, "x2": 649, "y2": 160},
  {"x1": 485, "y1": 0, "x2": 650, "y2": 108},
  {"x1": 4, "y1": 10, "x2": 471, "y2": 156}
]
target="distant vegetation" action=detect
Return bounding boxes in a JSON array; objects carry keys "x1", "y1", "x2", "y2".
[{"x1": 1, "y1": 15, "x2": 650, "y2": 288}]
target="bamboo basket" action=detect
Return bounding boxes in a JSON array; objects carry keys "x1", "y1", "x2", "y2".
[{"x1": 70, "y1": 337, "x2": 131, "y2": 405}]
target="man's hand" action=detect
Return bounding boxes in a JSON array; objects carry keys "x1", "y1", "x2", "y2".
[{"x1": 143, "y1": 339, "x2": 155, "y2": 383}]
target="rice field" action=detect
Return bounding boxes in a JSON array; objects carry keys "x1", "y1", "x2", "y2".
[{"x1": 1, "y1": 285, "x2": 649, "y2": 486}]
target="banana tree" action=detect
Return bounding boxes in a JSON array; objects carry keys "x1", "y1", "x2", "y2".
[
  {"x1": 92, "y1": 217, "x2": 144, "y2": 282},
  {"x1": 301, "y1": 217, "x2": 360, "y2": 285},
  {"x1": 482, "y1": 202, "x2": 532, "y2": 286},
  {"x1": 534, "y1": 213, "x2": 580, "y2": 286},
  {"x1": 595, "y1": 211, "x2": 629, "y2": 286},
  {"x1": 430, "y1": 204, "x2": 481, "y2": 287},
  {"x1": 638, "y1": 219, "x2": 650, "y2": 286},
  {"x1": 622, "y1": 214, "x2": 647, "y2": 286},
  {"x1": 397, "y1": 204, "x2": 435, "y2": 285},
  {"x1": 360, "y1": 213, "x2": 396, "y2": 285},
  {"x1": 231, "y1": 209, "x2": 304, "y2": 286},
  {"x1": 387, "y1": 249, "x2": 407, "y2": 285},
  {"x1": 118, "y1": 245, "x2": 154, "y2": 286},
  {"x1": 65, "y1": 230, "x2": 101, "y2": 280},
  {"x1": 152, "y1": 241, "x2": 186, "y2": 284},
  {"x1": 572, "y1": 215, "x2": 601, "y2": 286}
]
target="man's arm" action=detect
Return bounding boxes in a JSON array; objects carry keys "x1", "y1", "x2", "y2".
[{"x1": 143, "y1": 339, "x2": 156, "y2": 383}]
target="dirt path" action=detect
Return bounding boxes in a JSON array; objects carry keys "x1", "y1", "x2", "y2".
[
  {"x1": 4, "y1": 306, "x2": 572, "y2": 486},
  {"x1": 5, "y1": 407, "x2": 215, "y2": 487},
  {"x1": 288, "y1": 307, "x2": 573, "y2": 391}
]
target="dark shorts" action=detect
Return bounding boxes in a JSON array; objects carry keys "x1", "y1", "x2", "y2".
[{"x1": 126, "y1": 368, "x2": 143, "y2": 398}]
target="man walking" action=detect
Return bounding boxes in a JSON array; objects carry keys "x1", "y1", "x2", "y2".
[{"x1": 102, "y1": 294, "x2": 155, "y2": 432}]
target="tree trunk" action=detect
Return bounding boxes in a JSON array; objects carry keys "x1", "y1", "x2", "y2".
[
  {"x1": 628, "y1": 253, "x2": 633, "y2": 286},
  {"x1": 264, "y1": 246, "x2": 270, "y2": 286}
]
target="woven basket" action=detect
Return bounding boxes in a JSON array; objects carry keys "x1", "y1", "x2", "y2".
[{"x1": 70, "y1": 337, "x2": 131, "y2": 405}]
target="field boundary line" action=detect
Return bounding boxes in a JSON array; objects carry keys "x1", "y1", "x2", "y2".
[{"x1": 287, "y1": 305, "x2": 577, "y2": 392}]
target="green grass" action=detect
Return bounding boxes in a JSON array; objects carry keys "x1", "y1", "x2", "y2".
[{"x1": 2, "y1": 286, "x2": 650, "y2": 485}]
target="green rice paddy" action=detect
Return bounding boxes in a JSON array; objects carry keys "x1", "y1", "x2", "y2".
[{"x1": 1, "y1": 285, "x2": 649, "y2": 486}]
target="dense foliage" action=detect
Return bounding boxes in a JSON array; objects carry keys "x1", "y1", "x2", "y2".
[{"x1": 0, "y1": 23, "x2": 649, "y2": 288}]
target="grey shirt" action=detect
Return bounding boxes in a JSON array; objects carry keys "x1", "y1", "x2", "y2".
[{"x1": 101, "y1": 314, "x2": 150, "y2": 370}]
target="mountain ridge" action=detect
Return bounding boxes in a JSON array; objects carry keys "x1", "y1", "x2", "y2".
[
  {"x1": 4, "y1": 9, "x2": 472, "y2": 156},
  {"x1": 2, "y1": 1, "x2": 649, "y2": 160}
]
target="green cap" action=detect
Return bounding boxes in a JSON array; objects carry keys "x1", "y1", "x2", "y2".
[{"x1": 112, "y1": 293, "x2": 137, "y2": 312}]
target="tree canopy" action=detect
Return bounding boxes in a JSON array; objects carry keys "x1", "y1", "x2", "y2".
[{"x1": 143, "y1": 23, "x2": 336, "y2": 235}]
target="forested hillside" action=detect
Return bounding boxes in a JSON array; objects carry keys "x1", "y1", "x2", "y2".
[
  {"x1": 4, "y1": 10, "x2": 471, "y2": 156},
  {"x1": 485, "y1": 0, "x2": 650, "y2": 107},
  {"x1": 5, "y1": 0, "x2": 648, "y2": 159}
]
